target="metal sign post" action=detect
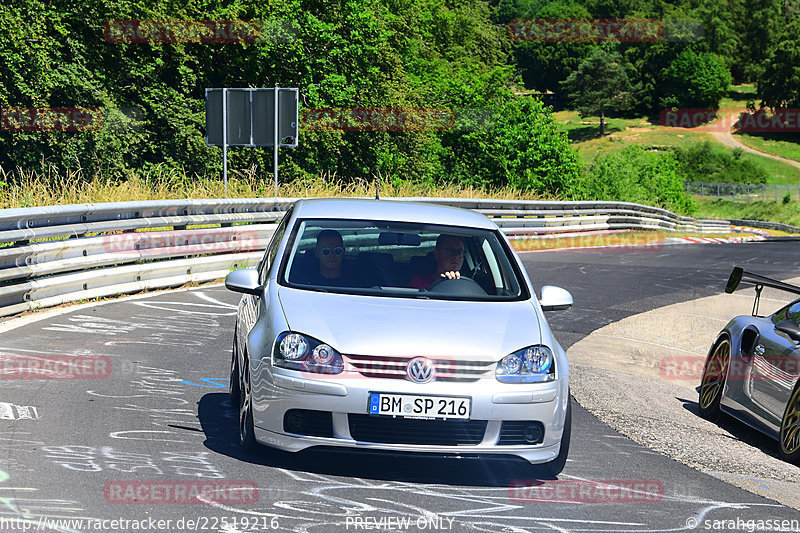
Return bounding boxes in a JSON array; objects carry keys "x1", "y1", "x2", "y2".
[
  {"x1": 274, "y1": 85, "x2": 279, "y2": 196},
  {"x1": 205, "y1": 87, "x2": 298, "y2": 198},
  {"x1": 222, "y1": 88, "x2": 228, "y2": 196}
]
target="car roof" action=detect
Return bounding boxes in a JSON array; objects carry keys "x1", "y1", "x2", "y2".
[{"x1": 290, "y1": 198, "x2": 498, "y2": 230}]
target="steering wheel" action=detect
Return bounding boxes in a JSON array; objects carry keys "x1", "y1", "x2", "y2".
[{"x1": 427, "y1": 276, "x2": 487, "y2": 296}]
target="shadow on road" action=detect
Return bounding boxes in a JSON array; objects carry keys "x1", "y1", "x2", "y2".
[
  {"x1": 678, "y1": 396, "x2": 782, "y2": 460},
  {"x1": 197, "y1": 392, "x2": 558, "y2": 486}
]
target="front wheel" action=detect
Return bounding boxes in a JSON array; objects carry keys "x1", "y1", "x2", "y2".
[
  {"x1": 698, "y1": 337, "x2": 731, "y2": 421},
  {"x1": 539, "y1": 395, "x2": 571, "y2": 478},
  {"x1": 229, "y1": 331, "x2": 240, "y2": 404},
  {"x1": 238, "y1": 353, "x2": 258, "y2": 452},
  {"x1": 779, "y1": 383, "x2": 800, "y2": 464}
]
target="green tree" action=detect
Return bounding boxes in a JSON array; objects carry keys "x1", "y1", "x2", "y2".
[
  {"x1": 757, "y1": 17, "x2": 800, "y2": 109},
  {"x1": 658, "y1": 49, "x2": 731, "y2": 109},
  {"x1": 696, "y1": 0, "x2": 744, "y2": 80},
  {"x1": 441, "y1": 96, "x2": 584, "y2": 195},
  {"x1": 511, "y1": 1, "x2": 593, "y2": 93},
  {"x1": 559, "y1": 46, "x2": 633, "y2": 135},
  {"x1": 741, "y1": 0, "x2": 783, "y2": 80}
]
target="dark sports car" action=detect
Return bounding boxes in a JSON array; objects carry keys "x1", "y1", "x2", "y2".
[{"x1": 699, "y1": 267, "x2": 800, "y2": 463}]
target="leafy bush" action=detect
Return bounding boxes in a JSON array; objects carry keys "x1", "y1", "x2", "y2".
[
  {"x1": 658, "y1": 49, "x2": 732, "y2": 109},
  {"x1": 439, "y1": 96, "x2": 584, "y2": 194},
  {"x1": 674, "y1": 141, "x2": 767, "y2": 184},
  {"x1": 582, "y1": 145, "x2": 695, "y2": 214}
]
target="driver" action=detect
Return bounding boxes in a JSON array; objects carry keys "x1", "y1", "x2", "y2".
[{"x1": 408, "y1": 234, "x2": 465, "y2": 289}]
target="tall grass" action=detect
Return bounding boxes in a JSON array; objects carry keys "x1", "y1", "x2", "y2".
[{"x1": 0, "y1": 165, "x2": 551, "y2": 209}]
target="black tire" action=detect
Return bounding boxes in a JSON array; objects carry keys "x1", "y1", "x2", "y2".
[
  {"x1": 229, "y1": 331, "x2": 240, "y2": 404},
  {"x1": 238, "y1": 351, "x2": 259, "y2": 452},
  {"x1": 698, "y1": 337, "x2": 731, "y2": 421},
  {"x1": 779, "y1": 382, "x2": 800, "y2": 464},
  {"x1": 539, "y1": 394, "x2": 571, "y2": 478}
]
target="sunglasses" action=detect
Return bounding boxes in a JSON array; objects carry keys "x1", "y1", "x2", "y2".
[{"x1": 321, "y1": 246, "x2": 344, "y2": 256}]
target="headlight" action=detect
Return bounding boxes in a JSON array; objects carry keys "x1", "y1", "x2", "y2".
[
  {"x1": 274, "y1": 332, "x2": 344, "y2": 374},
  {"x1": 496, "y1": 345, "x2": 555, "y2": 383}
]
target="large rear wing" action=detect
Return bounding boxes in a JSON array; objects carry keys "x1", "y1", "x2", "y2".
[{"x1": 725, "y1": 266, "x2": 800, "y2": 316}]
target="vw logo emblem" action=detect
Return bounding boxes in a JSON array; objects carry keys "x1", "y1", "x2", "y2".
[{"x1": 407, "y1": 357, "x2": 435, "y2": 383}]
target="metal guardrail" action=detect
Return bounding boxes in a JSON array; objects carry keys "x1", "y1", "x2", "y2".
[
  {"x1": 729, "y1": 219, "x2": 800, "y2": 234},
  {"x1": 0, "y1": 197, "x2": 732, "y2": 318}
]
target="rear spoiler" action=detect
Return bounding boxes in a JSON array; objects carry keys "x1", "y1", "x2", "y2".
[{"x1": 725, "y1": 267, "x2": 800, "y2": 316}]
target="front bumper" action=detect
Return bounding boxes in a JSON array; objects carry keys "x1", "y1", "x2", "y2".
[{"x1": 250, "y1": 365, "x2": 568, "y2": 464}]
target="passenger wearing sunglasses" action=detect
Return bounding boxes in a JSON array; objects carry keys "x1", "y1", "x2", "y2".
[
  {"x1": 408, "y1": 234, "x2": 465, "y2": 289},
  {"x1": 314, "y1": 229, "x2": 349, "y2": 283}
]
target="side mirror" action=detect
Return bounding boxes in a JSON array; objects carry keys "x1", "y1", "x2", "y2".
[
  {"x1": 539, "y1": 285, "x2": 573, "y2": 311},
  {"x1": 225, "y1": 269, "x2": 263, "y2": 296},
  {"x1": 775, "y1": 320, "x2": 800, "y2": 343}
]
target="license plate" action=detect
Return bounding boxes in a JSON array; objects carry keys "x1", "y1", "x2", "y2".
[{"x1": 368, "y1": 393, "x2": 471, "y2": 419}]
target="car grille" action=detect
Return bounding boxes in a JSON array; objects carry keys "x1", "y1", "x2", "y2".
[
  {"x1": 348, "y1": 414, "x2": 487, "y2": 445},
  {"x1": 345, "y1": 354, "x2": 494, "y2": 382},
  {"x1": 498, "y1": 421, "x2": 545, "y2": 445},
  {"x1": 283, "y1": 409, "x2": 334, "y2": 438}
]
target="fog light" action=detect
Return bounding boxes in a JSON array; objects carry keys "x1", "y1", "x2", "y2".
[
  {"x1": 285, "y1": 411, "x2": 306, "y2": 432},
  {"x1": 523, "y1": 424, "x2": 543, "y2": 444}
]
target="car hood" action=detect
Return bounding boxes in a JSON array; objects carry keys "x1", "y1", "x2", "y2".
[{"x1": 277, "y1": 287, "x2": 542, "y2": 358}]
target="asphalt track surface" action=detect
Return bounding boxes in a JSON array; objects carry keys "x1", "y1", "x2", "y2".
[{"x1": 1, "y1": 241, "x2": 799, "y2": 533}]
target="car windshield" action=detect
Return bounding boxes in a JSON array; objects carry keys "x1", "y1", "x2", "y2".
[{"x1": 279, "y1": 218, "x2": 526, "y2": 301}]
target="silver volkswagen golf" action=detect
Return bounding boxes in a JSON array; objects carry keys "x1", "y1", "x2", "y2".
[{"x1": 225, "y1": 198, "x2": 573, "y2": 475}]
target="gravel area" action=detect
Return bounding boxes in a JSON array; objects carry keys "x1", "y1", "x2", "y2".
[{"x1": 568, "y1": 280, "x2": 800, "y2": 510}]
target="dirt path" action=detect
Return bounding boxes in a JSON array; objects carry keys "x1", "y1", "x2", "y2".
[{"x1": 705, "y1": 110, "x2": 800, "y2": 169}]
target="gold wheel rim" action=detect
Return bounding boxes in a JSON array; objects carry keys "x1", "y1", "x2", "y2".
[
  {"x1": 699, "y1": 340, "x2": 729, "y2": 410},
  {"x1": 781, "y1": 386, "x2": 800, "y2": 455}
]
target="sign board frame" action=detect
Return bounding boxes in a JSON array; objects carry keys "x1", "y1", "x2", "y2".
[{"x1": 205, "y1": 87, "x2": 299, "y2": 195}]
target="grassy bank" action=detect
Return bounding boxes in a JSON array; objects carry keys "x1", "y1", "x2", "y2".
[
  {"x1": 734, "y1": 133, "x2": 800, "y2": 164},
  {"x1": 693, "y1": 197, "x2": 800, "y2": 227},
  {"x1": 0, "y1": 167, "x2": 550, "y2": 209}
]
